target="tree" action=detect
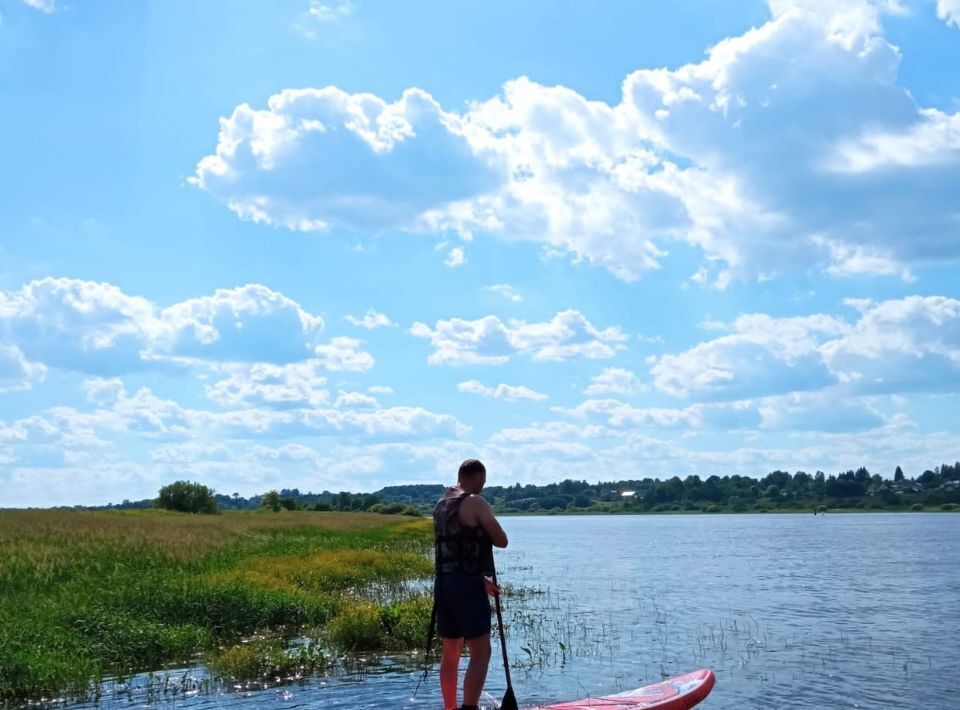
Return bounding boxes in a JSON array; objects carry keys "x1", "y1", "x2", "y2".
[
  {"x1": 879, "y1": 488, "x2": 900, "y2": 506},
  {"x1": 917, "y1": 470, "x2": 939, "y2": 487},
  {"x1": 894, "y1": 465, "x2": 905, "y2": 482},
  {"x1": 942, "y1": 462, "x2": 960, "y2": 482},
  {"x1": 762, "y1": 470, "x2": 791, "y2": 489},
  {"x1": 793, "y1": 471, "x2": 812, "y2": 494},
  {"x1": 261, "y1": 490, "x2": 282, "y2": 512},
  {"x1": 156, "y1": 481, "x2": 218, "y2": 514},
  {"x1": 825, "y1": 475, "x2": 864, "y2": 498}
]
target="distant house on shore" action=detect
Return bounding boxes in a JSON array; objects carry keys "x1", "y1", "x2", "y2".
[
  {"x1": 621, "y1": 490, "x2": 636, "y2": 498},
  {"x1": 892, "y1": 480, "x2": 925, "y2": 493}
]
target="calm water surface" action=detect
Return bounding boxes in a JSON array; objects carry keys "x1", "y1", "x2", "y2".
[{"x1": 72, "y1": 513, "x2": 960, "y2": 709}]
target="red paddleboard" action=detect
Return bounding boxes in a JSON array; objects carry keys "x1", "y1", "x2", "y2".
[{"x1": 534, "y1": 669, "x2": 715, "y2": 709}]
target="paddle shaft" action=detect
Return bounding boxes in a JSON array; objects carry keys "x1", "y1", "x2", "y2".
[{"x1": 491, "y1": 569, "x2": 513, "y2": 691}]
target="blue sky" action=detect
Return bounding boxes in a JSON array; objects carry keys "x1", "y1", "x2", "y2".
[{"x1": 1, "y1": 0, "x2": 959, "y2": 506}]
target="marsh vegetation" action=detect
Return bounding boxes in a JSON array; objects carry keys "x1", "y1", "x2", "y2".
[{"x1": 0, "y1": 509, "x2": 434, "y2": 703}]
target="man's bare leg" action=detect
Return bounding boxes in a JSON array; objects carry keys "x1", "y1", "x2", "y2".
[
  {"x1": 462, "y1": 633, "x2": 492, "y2": 707},
  {"x1": 440, "y1": 637, "x2": 463, "y2": 710}
]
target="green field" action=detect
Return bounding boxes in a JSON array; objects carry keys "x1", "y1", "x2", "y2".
[{"x1": 0, "y1": 509, "x2": 434, "y2": 703}]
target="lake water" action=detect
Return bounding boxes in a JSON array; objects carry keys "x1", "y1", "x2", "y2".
[{"x1": 71, "y1": 513, "x2": 960, "y2": 709}]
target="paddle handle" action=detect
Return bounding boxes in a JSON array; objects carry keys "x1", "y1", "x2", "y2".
[{"x1": 491, "y1": 568, "x2": 513, "y2": 689}]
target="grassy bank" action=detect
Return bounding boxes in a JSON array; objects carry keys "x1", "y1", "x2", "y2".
[{"x1": 0, "y1": 510, "x2": 434, "y2": 703}]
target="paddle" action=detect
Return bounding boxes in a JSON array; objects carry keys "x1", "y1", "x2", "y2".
[
  {"x1": 491, "y1": 565, "x2": 518, "y2": 710},
  {"x1": 410, "y1": 586, "x2": 437, "y2": 702}
]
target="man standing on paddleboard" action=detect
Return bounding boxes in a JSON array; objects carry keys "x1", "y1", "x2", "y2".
[{"x1": 433, "y1": 459, "x2": 509, "y2": 710}]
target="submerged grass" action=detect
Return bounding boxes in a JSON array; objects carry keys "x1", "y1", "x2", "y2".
[
  {"x1": 325, "y1": 596, "x2": 433, "y2": 652},
  {"x1": 0, "y1": 510, "x2": 433, "y2": 703},
  {"x1": 206, "y1": 638, "x2": 327, "y2": 682},
  {"x1": 211, "y1": 547, "x2": 432, "y2": 598}
]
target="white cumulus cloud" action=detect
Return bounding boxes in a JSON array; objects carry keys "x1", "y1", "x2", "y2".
[
  {"x1": 154, "y1": 284, "x2": 325, "y2": 363},
  {"x1": 23, "y1": 0, "x2": 55, "y2": 13},
  {"x1": 193, "y1": 0, "x2": 960, "y2": 282},
  {"x1": 822, "y1": 296, "x2": 960, "y2": 393},
  {"x1": 486, "y1": 284, "x2": 522, "y2": 302},
  {"x1": 83, "y1": 378, "x2": 126, "y2": 407},
  {"x1": 345, "y1": 308, "x2": 393, "y2": 329},
  {"x1": 312, "y1": 336, "x2": 375, "y2": 371},
  {"x1": 757, "y1": 391, "x2": 886, "y2": 432},
  {"x1": 444, "y1": 247, "x2": 465, "y2": 268},
  {"x1": 584, "y1": 367, "x2": 646, "y2": 396},
  {"x1": 556, "y1": 398, "x2": 763, "y2": 431},
  {"x1": 410, "y1": 310, "x2": 627, "y2": 365},
  {"x1": 0, "y1": 345, "x2": 46, "y2": 392},
  {"x1": 938, "y1": 0, "x2": 960, "y2": 27},
  {"x1": 205, "y1": 361, "x2": 330, "y2": 408},
  {"x1": 150, "y1": 443, "x2": 233, "y2": 464},
  {"x1": 335, "y1": 391, "x2": 379, "y2": 408},
  {"x1": 191, "y1": 87, "x2": 499, "y2": 232},
  {"x1": 0, "y1": 279, "x2": 338, "y2": 373},
  {"x1": 457, "y1": 380, "x2": 548, "y2": 401},
  {"x1": 304, "y1": 0, "x2": 351, "y2": 23},
  {"x1": 650, "y1": 296, "x2": 960, "y2": 400},
  {"x1": 0, "y1": 278, "x2": 160, "y2": 375},
  {"x1": 651, "y1": 314, "x2": 849, "y2": 400}
]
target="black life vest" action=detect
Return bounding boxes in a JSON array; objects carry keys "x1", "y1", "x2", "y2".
[{"x1": 433, "y1": 490, "x2": 493, "y2": 576}]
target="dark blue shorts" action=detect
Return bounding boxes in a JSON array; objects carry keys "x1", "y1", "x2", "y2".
[{"x1": 435, "y1": 572, "x2": 491, "y2": 640}]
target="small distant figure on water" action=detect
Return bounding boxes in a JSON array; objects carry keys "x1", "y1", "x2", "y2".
[{"x1": 433, "y1": 459, "x2": 509, "y2": 710}]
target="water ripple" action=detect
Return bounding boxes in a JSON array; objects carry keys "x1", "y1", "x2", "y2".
[{"x1": 57, "y1": 513, "x2": 960, "y2": 710}]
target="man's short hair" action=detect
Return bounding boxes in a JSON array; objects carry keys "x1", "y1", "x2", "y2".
[{"x1": 458, "y1": 459, "x2": 486, "y2": 480}]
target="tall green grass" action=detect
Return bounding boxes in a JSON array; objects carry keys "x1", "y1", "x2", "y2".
[{"x1": 0, "y1": 510, "x2": 433, "y2": 702}]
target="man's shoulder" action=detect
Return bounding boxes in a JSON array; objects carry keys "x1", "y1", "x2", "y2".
[{"x1": 460, "y1": 493, "x2": 491, "y2": 510}]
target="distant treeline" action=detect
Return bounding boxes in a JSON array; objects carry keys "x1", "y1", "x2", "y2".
[
  {"x1": 94, "y1": 461, "x2": 960, "y2": 514},
  {"x1": 362, "y1": 463, "x2": 960, "y2": 514}
]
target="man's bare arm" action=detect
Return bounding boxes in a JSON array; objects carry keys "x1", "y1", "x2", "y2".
[{"x1": 469, "y1": 496, "x2": 508, "y2": 548}]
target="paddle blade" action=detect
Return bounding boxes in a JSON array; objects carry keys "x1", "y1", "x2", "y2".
[{"x1": 500, "y1": 685, "x2": 519, "y2": 710}]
